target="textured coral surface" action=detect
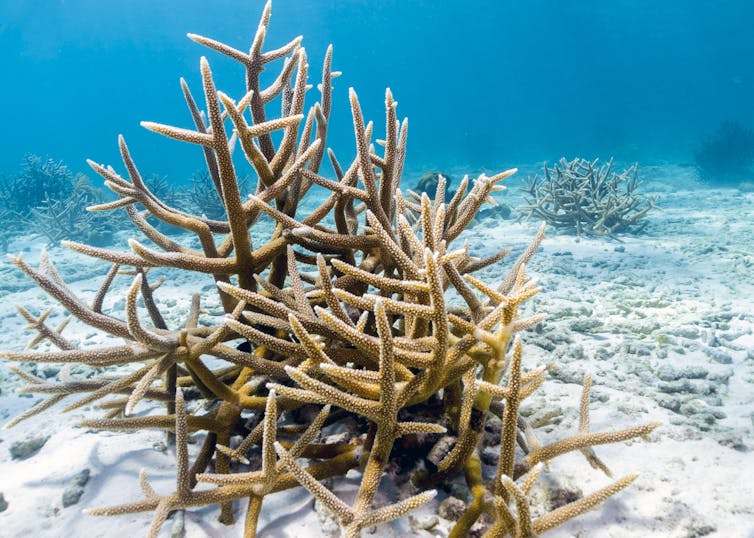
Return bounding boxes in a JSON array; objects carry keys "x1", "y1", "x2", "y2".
[{"x1": 0, "y1": 3, "x2": 668, "y2": 537}]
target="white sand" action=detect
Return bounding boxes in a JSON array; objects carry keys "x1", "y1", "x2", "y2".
[{"x1": 0, "y1": 164, "x2": 752, "y2": 537}]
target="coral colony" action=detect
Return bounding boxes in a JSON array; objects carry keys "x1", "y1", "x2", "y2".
[
  {"x1": 1, "y1": 3, "x2": 658, "y2": 537},
  {"x1": 694, "y1": 120, "x2": 754, "y2": 186},
  {"x1": 519, "y1": 158, "x2": 657, "y2": 237}
]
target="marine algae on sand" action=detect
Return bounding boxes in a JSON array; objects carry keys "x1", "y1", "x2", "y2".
[{"x1": 1, "y1": 2, "x2": 658, "y2": 536}]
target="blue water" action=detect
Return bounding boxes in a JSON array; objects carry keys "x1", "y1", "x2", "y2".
[{"x1": 1, "y1": 0, "x2": 753, "y2": 182}]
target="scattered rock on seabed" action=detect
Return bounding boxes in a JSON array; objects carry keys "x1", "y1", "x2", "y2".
[
  {"x1": 438, "y1": 496, "x2": 466, "y2": 521},
  {"x1": 62, "y1": 468, "x2": 91, "y2": 508},
  {"x1": 409, "y1": 514, "x2": 439, "y2": 532},
  {"x1": 315, "y1": 498, "x2": 341, "y2": 538},
  {"x1": 61, "y1": 487, "x2": 84, "y2": 509},
  {"x1": 9, "y1": 434, "x2": 49, "y2": 460}
]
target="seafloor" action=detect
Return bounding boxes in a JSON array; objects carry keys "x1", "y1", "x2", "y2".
[{"x1": 0, "y1": 163, "x2": 752, "y2": 537}]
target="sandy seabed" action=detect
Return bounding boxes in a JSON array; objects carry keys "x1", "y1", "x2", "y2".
[{"x1": 0, "y1": 164, "x2": 752, "y2": 537}]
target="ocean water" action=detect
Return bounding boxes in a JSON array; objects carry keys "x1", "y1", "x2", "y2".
[
  {"x1": 2, "y1": 0, "x2": 753, "y2": 181},
  {"x1": 1, "y1": 2, "x2": 754, "y2": 538}
]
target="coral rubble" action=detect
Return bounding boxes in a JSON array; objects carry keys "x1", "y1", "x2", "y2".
[
  {"x1": 519, "y1": 157, "x2": 657, "y2": 236},
  {"x1": 1, "y1": 3, "x2": 658, "y2": 537}
]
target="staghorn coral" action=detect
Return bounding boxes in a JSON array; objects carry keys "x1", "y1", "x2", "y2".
[
  {"x1": 187, "y1": 169, "x2": 250, "y2": 220},
  {"x1": 519, "y1": 157, "x2": 657, "y2": 236},
  {"x1": 0, "y1": 155, "x2": 120, "y2": 247},
  {"x1": 1, "y1": 3, "x2": 658, "y2": 537},
  {"x1": 26, "y1": 180, "x2": 118, "y2": 246},
  {"x1": 0, "y1": 155, "x2": 77, "y2": 216},
  {"x1": 694, "y1": 120, "x2": 754, "y2": 187}
]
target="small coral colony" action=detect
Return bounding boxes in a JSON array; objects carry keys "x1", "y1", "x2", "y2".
[{"x1": 2, "y1": 2, "x2": 663, "y2": 537}]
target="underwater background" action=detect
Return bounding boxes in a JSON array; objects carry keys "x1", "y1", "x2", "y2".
[
  {"x1": 2, "y1": 0, "x2": 754, "y2": 181},
  {"x1": 1, "y1": 1, "x2": 754, "y2": 537}
]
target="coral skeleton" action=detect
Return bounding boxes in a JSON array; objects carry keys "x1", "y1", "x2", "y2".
[
  {"x1": 519, "y1": 157, "x2": 657, "y2": 236},
  {"x1": 2, "y1": 3, "x2": 658, "y2": 536}
]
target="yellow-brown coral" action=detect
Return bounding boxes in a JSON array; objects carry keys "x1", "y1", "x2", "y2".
[{"x1": 1, "y1": 2, "x2": 658, "y2": 537}]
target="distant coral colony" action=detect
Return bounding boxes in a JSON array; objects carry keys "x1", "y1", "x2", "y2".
[{"x1": 1, "y1": 2, "x2": 659, "y2": 537}]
